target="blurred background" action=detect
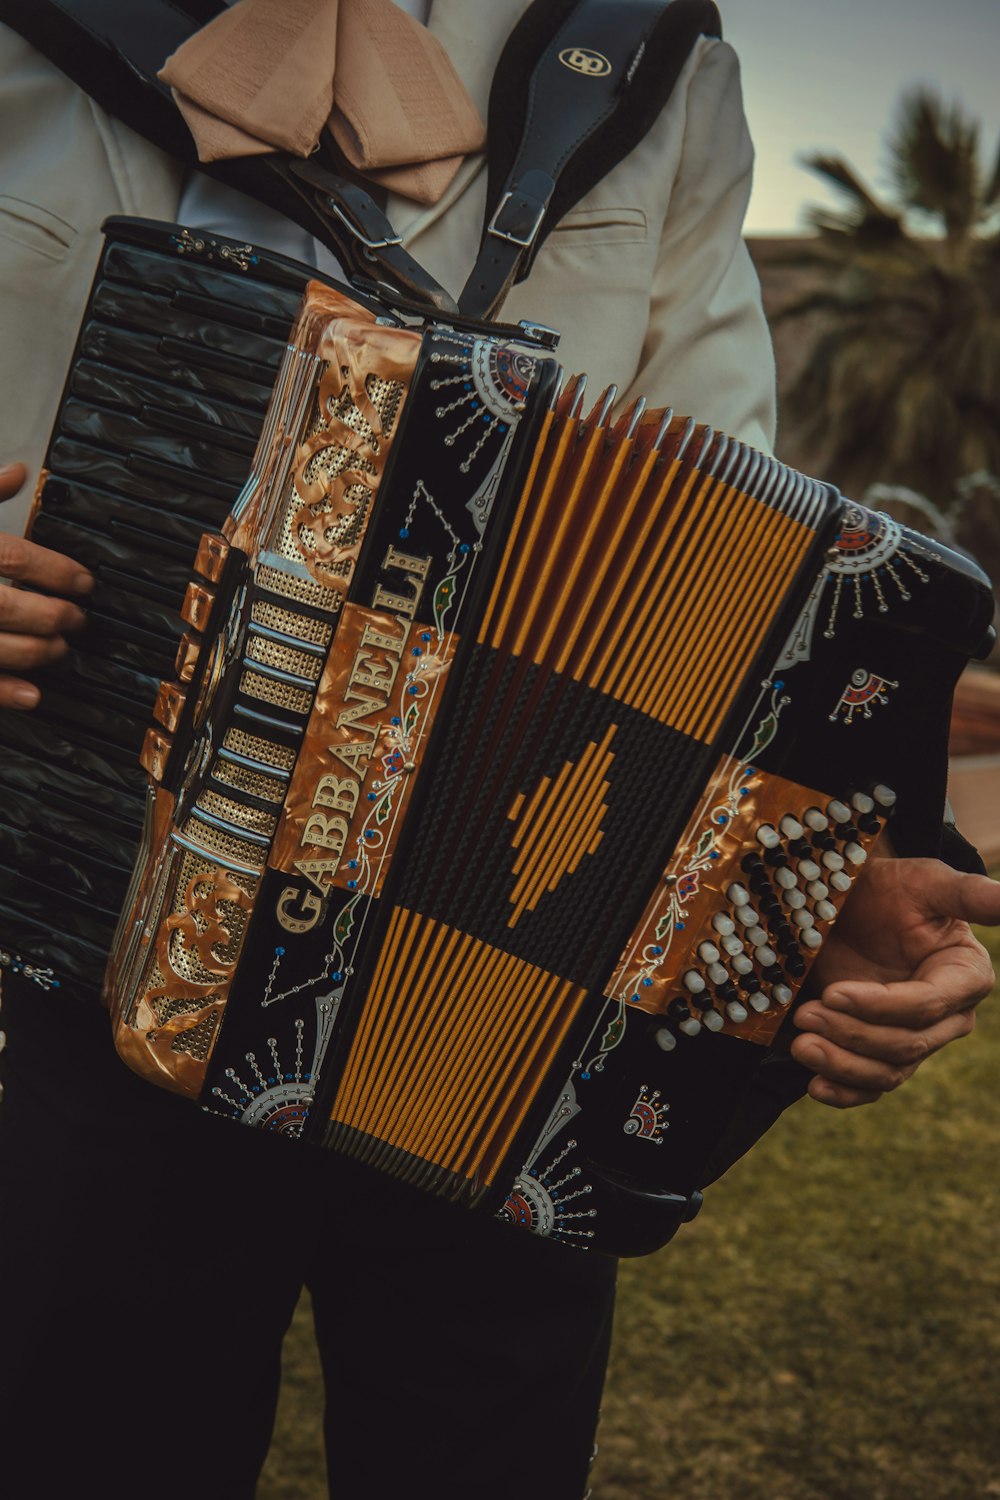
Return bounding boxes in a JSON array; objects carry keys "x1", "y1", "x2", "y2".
[{"x1": 260, "y1": 3, "x2": 1000, "y2": 1495}]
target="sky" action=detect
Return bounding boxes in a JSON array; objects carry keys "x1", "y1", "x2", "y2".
[{"x1": 721, "y1": 0, "x2": 1000, "y2": 234}]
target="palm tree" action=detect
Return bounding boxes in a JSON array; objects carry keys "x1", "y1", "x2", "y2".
[{"x1": 773, "y1": 89, "x2": 1000, "y2": 509}]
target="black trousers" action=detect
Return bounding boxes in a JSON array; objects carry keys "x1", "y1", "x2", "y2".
[{"x1": 0, "y1": 975, "x2": 616, "y2": 1500}]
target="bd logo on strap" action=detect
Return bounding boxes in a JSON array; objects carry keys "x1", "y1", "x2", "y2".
[{"x1": 558, "y1": 46, "x2": 613, "y2": 76}]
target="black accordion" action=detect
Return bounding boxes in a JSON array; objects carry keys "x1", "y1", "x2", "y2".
[{"x1": 1, "y1": 220, "x2": 993, "y2": 1256}]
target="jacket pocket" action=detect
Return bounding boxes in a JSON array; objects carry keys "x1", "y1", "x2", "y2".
[
  {"x1": 0, "y1": 195, "x2": 78, "y2": 261},
  {"x1": 547, "y1": 206, "x2": 647, "y2": 246}
]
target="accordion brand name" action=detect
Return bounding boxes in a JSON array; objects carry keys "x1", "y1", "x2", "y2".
[{"x1": 275, "y1": 545, "x2": 433, "y2": 934}]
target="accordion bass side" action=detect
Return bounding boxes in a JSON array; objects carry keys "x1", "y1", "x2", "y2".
[{"x1": 7, "y1": 221, "x2": 996, "y2": 1257}]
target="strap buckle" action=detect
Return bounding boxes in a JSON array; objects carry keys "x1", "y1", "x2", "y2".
[
  {"x1": 326, "y1": 200, "x2": 402, "y2": 252},
  {"x1": 487, "y1": 190, "x2": 547, "y2": 249}
]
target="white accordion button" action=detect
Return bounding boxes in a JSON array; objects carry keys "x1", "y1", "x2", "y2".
[
  {"x1": 852, "y1": 792, "x2": 875, "y2": 814},
  {"x1": 756, "y1": 824, "x2": 780, "y2": 849},
  {"x1": 737, "y1": 906, "x2": 761, "y2": 928},
  {"x1": 773, "y1": 984, "x2": 794, "y2": 1006},
  {"x1": 698, "y1": 942, "x2": 720, "y2": 964},
  {"x1": 713, "y1": 913, "x2": 737, "y2": 937},
  {"x1": 722, "y1": 934, "x2": 744, "y2": 956},
  {"x1": 792, "y1": 909, "x2": 815, "y2": 929},
  {"x1": 829, "y1": 870, "x2": 853, "y2": 893},
  {"x1": 780, "y1": 815, "x2": 804, "y2": 839},
  {"x1": 801, "y1": 927, "x2": 823, "y2": 949},
  {"x1": 707, "y1": 962, "x2": 728, "y2": 986},
  {"x1": 727, "y1": 883, "x2": 751, "y2": 908},
  {"x1": 807, "y1": 880, "x2": 829, "y2": 900},
  {"x1": 873, "y1": 784, "x2": 897, "y2": 807},
  {"x1": 746, "y1": 925, "x2": 768, "y2": 948},
  {"x1": 732, "y1": 953, "x2": 754, "y2": 975},
  {"x1": 655, "y1": 1028, "x2": 677, "y2": 1052},
  {"x1": 798, "y1": 859, "x2": 821, "y2": 881},
  {"x1": 703, "y1": 1009, "x2": 725, "y2": 1032},
  {"x1": 748, "y1": 991, "x2": 770, "y2": 1013},
  {"x1": 726, "y1": 1000, "x2": 749, "y2": 1023},
  {"x1": 754, "y1": 945, "x2": 778, "y2": 967},
  {"x1": 786, "y1": 889, "x2": 807, "y2": 910},
  {"x1": 775, "y1": 867, "x2": 797, "y2": 890},
  {"x1": 683, "y1": 970, "x2": 706, "y2": 995},
  {"x1": 827, "y1": 800, "x2": 851, "y2": 823},
  {"x1": 816, "y1": 899, "x2": 837, "y2": 922},
  {"x1": 822, "y1": 850, "x2": 846, "y2": 872},
  {"x1": 845, "y1": 842, "x2": 868, "y2": 866},
  {"x1": 804, "y1": 807, "x2": 828, "y2": 831},
  {"x1": 680, "y1": 1016, "x2": 703, "y2": 1037}
]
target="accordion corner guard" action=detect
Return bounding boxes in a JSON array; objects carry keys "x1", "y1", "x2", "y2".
[{"x1": 2, "y1": 220, "x2": 994, "y2": 1257}]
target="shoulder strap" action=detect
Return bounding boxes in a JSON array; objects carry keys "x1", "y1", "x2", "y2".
[
  {"x1": 459, "y1": 0, "x2": 721, "y2": 320},
  {"x1": 0, "y1": 0, "x2": 460, "y2": 315}
]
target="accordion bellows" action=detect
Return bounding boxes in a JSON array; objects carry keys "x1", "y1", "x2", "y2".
[{"x1": 6, "y1": 222, "x2": 994, "y2": 1255}]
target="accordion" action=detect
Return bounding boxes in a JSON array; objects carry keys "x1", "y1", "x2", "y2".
[{"x1": 2, "y1": 220, "x2": 994, "y2": 1256}]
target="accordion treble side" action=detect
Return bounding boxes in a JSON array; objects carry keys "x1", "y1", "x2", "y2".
[{"x1": 4, "y1": 221, "x2": 995, "y2": 1257}]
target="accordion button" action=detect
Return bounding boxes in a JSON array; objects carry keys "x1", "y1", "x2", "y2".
[
  {"x1": 780, "y1": 816, "x2": 804, "y2": 840},
  {"x1": 726, "y1": 883, "x2": 751, "y2": 908},
  {"x1": 732, "y1": 953, "x2": 753, "y2": 975},
  {"x1": 181, "y1": 581, "x2": 215, "y2": 633},
  {"x1": 851, "y1": 792, "x2": 876, "y2": 815},
  {"x1": 707, "y1": 962, "x2": 728, "y2": 986},
  {"x1": 801, "y1": 928, "x2": 823, "y2": 950},
  {"x1": 721, "y1": 934, "x2": 744, "y2": 956},
  {"x1": 829, "y1": 870, "x2": 853, "y2": 893},
  {"x1": 822, "y1": 850, "x2": 846, "y2": 872},
  {"x1": 807, "y1": 880, "x2": 829, "y2": 900},
  {"x1": 140, "y1": 726, "x2": 171, "y2": 782},
  {"x1": 747, "y1": 991, "x2": 770, "y2": 1013},
  {"x1": 873, "y1": 784, "x2": 897, "y2": 808},
  {"x1": 654, "y1": 1028, "x2": 677, "y2": 1052},
  {"x1": 816, "y1": 900, "x2": 837, "y2": 922},
  {"x1": 804, "y1": 807, "x2": 828, "y2": 831},
  {"x1": 682, "y1": 971, "x2": 706, "y2": 995},
  {"x1": 756, "y1": 824, "x2": 780, "y2": 849},
  {"x1": 844, "y1": 842, "x2": 868, "y2": 865},
  {"x1": 176, "y1": 632, "x2": 201, "y2": 684},
  {"x1": 785, "y1": 889, "x2": 807, "y2": 910},
  {"x1": 792, "y1": 910, "x2": 815, "y2": 929},
  {"x1": 746, "y1": 924, "x2": 768, "y2": 948},
  {"x1": 194, "y1": 532, "x2": 230, "y2": 583},
  {"x1": 726, "y1": 1000, "x2": 748, "y2": 1023},
  {"x1": 798, "y1": 859, "x2": 821, "y2": 881},
  {"x1": 698, "y1": 942, "x2": 720, "y2": 963},
  {"x1": 773, "y1": 984, "x2": 794, "y2": 1006},
  {"x1": 703, "y1": 1009, "x2": 725, "y2": 1032},
  {"x1": 775, "y1": 866, "x2": 797, "y2": 890},
  {"x1": 712, "y1": 914, "x2": 736, "y2": 937},
  {"x1": 737, "y1": 906, "x2": 761, "y2": 928},
  {"x1": 679, "y1": 1016, "x2": 702, "y2": 1037},
  {"x1": 753, "y1": 944, "x2": 777, "y2": 967},
  {"x1": 154, "y1": 680, "x2": 187, "y2": 733},
  {"x1": 827, "y1": 800, "x2": 852, "y2": 824}
]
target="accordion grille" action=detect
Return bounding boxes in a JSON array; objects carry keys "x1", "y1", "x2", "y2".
[
  {"x1": 329, "y1": 907, "x2": 587, "y2": 1193},
  {"x1": 250, "y1": 600, "x2": 334, "y2": 647},
  {"x1": 221, "y1": 727, "x2": 297, "y2": 772},
  {"x1": 256, "y1": 563, "x2": 344, "y2": 612},
  {"x1": 213, "y1": 759, "x2": 287, "y2": 804},
  {"x1": 239, "y1": 668, "x2": 313, "y2": 716},
  {"x1": 478, "y1": 413, "x2": 813, "y2": 743},
  {"x1": 245, "y1": 633, "x2": 325, "y2": 681}
]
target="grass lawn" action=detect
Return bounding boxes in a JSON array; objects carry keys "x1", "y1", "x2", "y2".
[{"x1": 260, "y1": 923, "x2": 1000, "y2": 1499}]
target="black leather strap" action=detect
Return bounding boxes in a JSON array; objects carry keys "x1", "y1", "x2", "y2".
[
  {"x1": 460, "y1": 0, "x2": 721, "y2": 320},
  {"x1": 0, "y1": 0, "x2": 459, "y2": 315}
]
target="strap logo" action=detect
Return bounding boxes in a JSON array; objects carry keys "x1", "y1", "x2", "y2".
[{"x1": 558, "y1": 46, "x2": 612, "y2": 77}]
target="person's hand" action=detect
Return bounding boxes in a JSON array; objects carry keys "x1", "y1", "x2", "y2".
[
  {"x1": 0, "y1": 462, "x2": 94, "y2": 710},
  {"x1": 792, "y1": 850, "x2": 1000, "y2": 1108}
]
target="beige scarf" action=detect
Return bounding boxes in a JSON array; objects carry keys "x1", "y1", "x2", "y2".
[{"x1": 159, "y1": 0, "x2": 485, "y2": 205}]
